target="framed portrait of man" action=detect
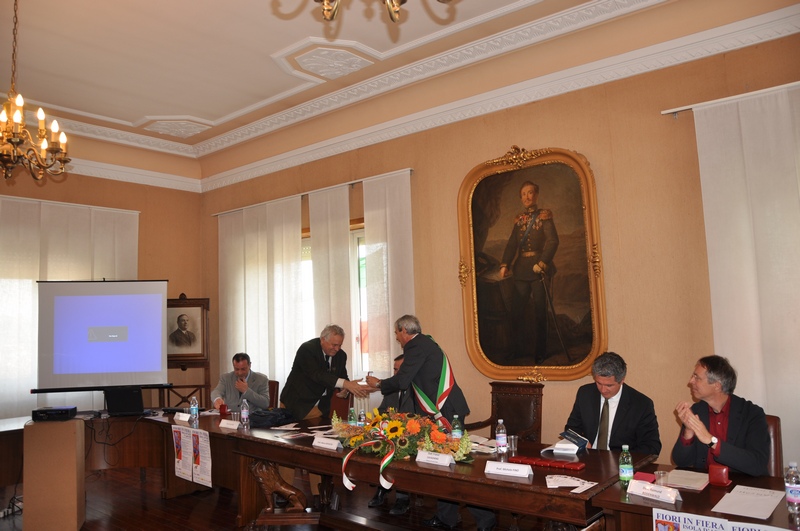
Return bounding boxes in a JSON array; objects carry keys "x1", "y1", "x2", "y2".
[
  {"x1": 167, "y1": 296, "x2": 209, "y2": 362},
  {"x1": 457, "y1": 146, "x2": 607, "y2": 381}
]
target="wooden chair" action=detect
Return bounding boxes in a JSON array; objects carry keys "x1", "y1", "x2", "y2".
[
  {"x1": 268, "y1": 380, "x2": 279, "y2": 409},
  {"x1": 328, "y1": 389, "x2": 354, "y2": 419},
  {"x1": 765, "y1": 414, "x2": 783, "y2": 477}
]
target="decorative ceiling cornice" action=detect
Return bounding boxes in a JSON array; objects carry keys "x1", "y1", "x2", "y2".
[
  {"x1": 57, "y1": 0, "x2": 667, "y2": 157},
  {"x1": 61, "y1": 5, "x2": 800, "y2": 192},
  {"x1": 193, "y1": 0, "x2": 667, "y2": 156}
]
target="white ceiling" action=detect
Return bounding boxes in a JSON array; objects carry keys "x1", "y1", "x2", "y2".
[
  {"x1": 2, "y1": 0, "x2": 798, "y2": 168},
  {"x1": 1, "y1": 0, "x2": 547, "y2": 139}
]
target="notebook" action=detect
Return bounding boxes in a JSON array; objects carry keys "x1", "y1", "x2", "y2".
[{"x1": 105, "y1": 386, "x2": 147, "y2": 417}]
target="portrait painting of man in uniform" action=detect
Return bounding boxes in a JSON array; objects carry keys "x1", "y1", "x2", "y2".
[{"x1": 457, "y1": 147, "x2": 607, "y2": 381}]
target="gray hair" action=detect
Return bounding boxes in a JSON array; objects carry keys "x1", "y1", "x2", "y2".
[
  {"x1": 395, "y1": 315, "x2": 421, "y2": 335},
  {"x1": 698, "y1": 355, "x2": 737, "y2": 394},
  {"x1": 320, "y1": 324, "x2": 345, "y2": 340},
  {"x1": 591, "y1": 352, "x2": 627, "y2": 383}
]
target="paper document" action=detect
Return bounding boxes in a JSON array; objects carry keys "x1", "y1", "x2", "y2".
[
  {"x1": 711, "y1": 485, "x2": 785, "y2": 520},
  {"x1": 665, "y1": 469, "x2": 708, "y2": 491},
  {"x1": 545, "y1": 474, "x2": 597, "y2": 493}
]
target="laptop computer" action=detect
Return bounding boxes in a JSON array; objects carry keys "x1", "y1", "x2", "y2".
[{"x1": 105, "y1": 386, "x2": 148, "y2": 417}]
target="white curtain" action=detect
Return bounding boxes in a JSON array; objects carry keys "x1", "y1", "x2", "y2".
[
  {"x1": 363, "y1": 170, "x2": 415, "y2": 385},
  {"x1": 0, "y1": 197, "x2": 138, "y2": 419},
  {"x1": 218, "y1": 196, "x2": 303, "y2": 385},
  {"x1": 694, "y1": 83, "x2": 800, "y2": 464},
  {"x1": 309, "y1": 186, "x2": 354, "y2": 365}
]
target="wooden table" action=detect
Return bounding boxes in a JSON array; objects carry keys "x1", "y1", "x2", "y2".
[
  {"x1": 593, "y1": 464, "x2": 797, "y2": 530},
  {"x1": 231, "y1": 428, "x2": 657, "y2": 529}
]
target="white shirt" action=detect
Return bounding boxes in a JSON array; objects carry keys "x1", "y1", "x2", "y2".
[{"x1": 593, "y1": 384, "x2": 624, "y2": 449}]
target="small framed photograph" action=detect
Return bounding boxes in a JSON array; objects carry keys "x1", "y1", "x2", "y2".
[{"x1": 167, "y1": 296, "x2": 209, "y2": 361}]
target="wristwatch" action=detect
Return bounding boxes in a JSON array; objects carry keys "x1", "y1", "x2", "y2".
[{"x1": 707, "y1": 436, "x2": 718, "y2": 448}]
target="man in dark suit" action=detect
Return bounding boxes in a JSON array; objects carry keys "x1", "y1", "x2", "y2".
[
  {"x1": 498, "y1": 181, "x2": 559, "y2": 362},
  {"x1": 565, "y1": 351, "x2": 661, "y2": 455},
  {"x1": 168, "y1": 313, "x2": 196, "y2": 347},
  {"x1": 369, "y1": 354, "x2": 415, "y2": 515},
  {"x1": 367, "y1": 315, "x2": 495, "y2": 531},
  {"x1": 280, "y1": 324, "x2": 373, "y2": 421},
  {"x1": 672, "y1": 355, "x2": 769, "y2": 476}
]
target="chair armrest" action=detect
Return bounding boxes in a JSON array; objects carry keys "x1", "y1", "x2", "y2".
[{"x1": 464, "y1": 417, "x2": 494, "y2": 432}]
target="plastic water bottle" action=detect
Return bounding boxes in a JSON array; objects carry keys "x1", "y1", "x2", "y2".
[
  {"x1": 189, "y1": 396, "x2": 199, "y2": 424},
  {"x1": 240, "y1": 399, "x2": 250, "y2": 429},
  {"x1": 348, "y1": 407, "x2": 357, "y2": 425},
  {"x1": 496, "y1": 419, "x2": 508, "y2": 454},
  {"x1": 619, "y1": 444, "x2": 634, "y2": 488},
  {"x1": 786, "y1": 461, "x2": 800, "y2": 514},
  {"x1": 450, "y1": 414, "x2": 463, "y2": 440},
  {"x1": 357, "y1": 409, "x2": 366, "y2": 427}
]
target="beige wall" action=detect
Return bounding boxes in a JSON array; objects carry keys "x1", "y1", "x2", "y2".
[{"x1": 3, "y1": 34, "x2": 798, "y2": 463}]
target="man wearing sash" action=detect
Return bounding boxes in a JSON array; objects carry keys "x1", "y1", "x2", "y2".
[{"x1": 367, "y1": 315, "x2": 496, "y2": 531}]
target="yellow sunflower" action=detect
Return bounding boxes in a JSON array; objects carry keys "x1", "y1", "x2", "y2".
[{"x1": 385, "y1": 420, "x2": 405, "y2": 439}]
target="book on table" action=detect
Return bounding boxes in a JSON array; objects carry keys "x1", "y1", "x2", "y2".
[{"x1": 559, "y1": 429, "x2": 589, "y2": 451}]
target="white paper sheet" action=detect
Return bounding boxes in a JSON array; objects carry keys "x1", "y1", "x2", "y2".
[{"x1": 711, "y1": 485, "x2": 785, "y2": 520}]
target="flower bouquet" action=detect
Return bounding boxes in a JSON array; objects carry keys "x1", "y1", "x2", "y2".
[{"x1": 332, "y1": 408, "x2": 472, "y2": 490}]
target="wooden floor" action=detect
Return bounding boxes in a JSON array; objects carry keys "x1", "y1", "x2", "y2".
[{"x1": 0, "y1": 468, "x2": 586, "y2": 530}]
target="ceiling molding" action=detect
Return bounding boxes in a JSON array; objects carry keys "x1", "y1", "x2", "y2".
[
  {"x1": 193, "y1": 0, "x2": 667, "y2": 156},
  {"x1": 71, "y1": 5, "x2": 800, "y2": 193},
  {"x1": 199, "y1": 5, "x2": 800, "y2": 191},
  {"x1": 61, "y1": 0, "x2": 666, "y2": 156},
  {"x1": 68, "y1": 159, "x2": 203, "y2": 193}
]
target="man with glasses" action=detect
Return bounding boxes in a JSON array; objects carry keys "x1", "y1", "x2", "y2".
[
  {"x1": 672, "y1": 355, "x2": 769, "y2": 476},
  {"x1": 280, "y1": 324, "x2": 374, "y2": 421}
]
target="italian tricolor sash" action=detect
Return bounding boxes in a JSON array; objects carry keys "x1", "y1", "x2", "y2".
[{"x1": 412, "y1": 335, "x2": 455, "y2": 432}]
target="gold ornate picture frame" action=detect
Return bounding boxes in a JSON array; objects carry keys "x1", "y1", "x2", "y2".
[{"x1": 457, "y1": 146, "x2": 607, "y2": 381}]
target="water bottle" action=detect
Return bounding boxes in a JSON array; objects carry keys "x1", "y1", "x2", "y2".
[
  {"x1": 240, "y1": 399, "x2": 250, "y2": 429},
  {"x1": 357, "y1": 409, "x2": 366, "y2": 427},
  {"x1": 496, "y1": 419, "x2": 508, "y2": 454},
  {"x1": 348, "y1": 407, "x2": 357, "y2": 425},
  {"x1": 189, "y1": 396, "x2": 199, "y2": 424},
  {"x1": 450, "y1": 414, "x2": 463, "y2": 440},
  {"x1": 786, "y1": 461, "x2": 800, "y2": 514},
  {"x1": 619, "y1": 444, "x2": 633, "y2": 488}
]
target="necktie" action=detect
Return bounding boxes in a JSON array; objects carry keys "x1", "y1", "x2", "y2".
[{"x1": 598, "y1": 398, "x2": 609, "y2": 450}]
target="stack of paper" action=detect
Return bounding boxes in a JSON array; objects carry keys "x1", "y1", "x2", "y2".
[
  {"x1": 666, "y1": 470, "x2": 709, "y2": 491},
  {"x1": 471, "y1": 435, "x2": 497, "y2": 454}
]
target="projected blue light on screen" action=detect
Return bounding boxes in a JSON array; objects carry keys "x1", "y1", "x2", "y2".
[{"x1": 53, "y1": 293, "x2": 163, "y2": 374}]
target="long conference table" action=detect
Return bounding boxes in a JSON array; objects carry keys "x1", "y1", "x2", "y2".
[
  {"x1": 593, "y1": 463, "x2": 798, "y2": 531},
  {"x1": 9, "y1": 413, "x2": 793, "y2": 530}
]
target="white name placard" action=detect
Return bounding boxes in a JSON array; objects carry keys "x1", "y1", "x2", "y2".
[
  {"x1": 484, "y1": 460, "x2": 533, "y2": 478},
  {"x1": 627, "y1": 479, "x2": 681, "y2": 503},
  {"x1": 416, "y1": 450, "x2": 455, "y2": 467},
  {"x1": 312, "y1": 437, "x2": 342, "y2": 450},
  {"x1": 174, "y1": 412, "x2": 190, "y2": 422},
  {"x1": 219, "y1": 419, "x2": 240, "y2": 430}
]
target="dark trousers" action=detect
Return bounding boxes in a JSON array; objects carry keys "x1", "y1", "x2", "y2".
[
  {"x1": 511, "y1": 278, "x2": 548, "y2": 362},
  {"x1": 437, "y1": 499, "x2": 496, "y2": 527}
]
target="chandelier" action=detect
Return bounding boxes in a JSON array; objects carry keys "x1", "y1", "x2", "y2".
[
  {"x1": 314, "y1": 0, "x2": 452, "y2": 23},
  {"x1": 1, "y1": 0, "x2": 69, "y2": 181}
]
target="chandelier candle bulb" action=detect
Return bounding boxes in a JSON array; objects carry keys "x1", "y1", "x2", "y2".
[
  {"x1": 37, "y1": 108, "x2": 45, "y2": 130},
  {"x1": 40, "y1": 139, "x2": 47, "y2": 158},
  {"x1": 50, "y1": 120, "x2": 59, "y2": 142}
]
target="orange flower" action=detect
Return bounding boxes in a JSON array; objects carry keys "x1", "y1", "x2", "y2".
[
  {"x1": 430, "y1": 429, "x2": 447, "y2": 444},
  {"x1": 405, "y1": 418, "x2": 421, "y2": 435}
]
